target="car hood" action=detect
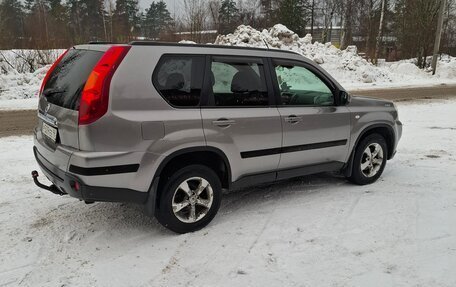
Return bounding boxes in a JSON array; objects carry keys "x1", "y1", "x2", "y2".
[{"x1": 348, "y1": 95, "x2": 394, "y2": 108}]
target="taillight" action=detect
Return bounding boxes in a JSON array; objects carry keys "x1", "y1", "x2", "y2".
[
  {"x1": 78, "y1": 46, "x2": 131, "y2": 125},
  {"x1": 39, "y1": 49, "x2": 69, "y2": 97}
]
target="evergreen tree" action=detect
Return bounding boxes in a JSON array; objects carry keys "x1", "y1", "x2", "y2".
[
  {"x1": 81, "y1": 0, "x2": 105, "y2": 41},
  {"x1": 114, "y1": 0, "x2": 139, "y2": 41},
  {"x1": 218, "y1": 0, "x2": 239, "y2": 34},
  {"x1": 0, "y1": 0, "x2": 25, "y2": 48},
  {"x1": 46, "y1": 0, "x2": 68, "y2": 46},
  {"x1": 259, "y1": 0, "x2": 278, "y2": 28},
  {"x1": 67, "y1": 0, "x2": 84, "y2": 43},
  {"x1": 24, "y1": 0, "x2": 35, "y2": 13},
  {"x1": 278, "y1": 0, "x2": 310, "y2": 36},
  {"x1": 143, "y1": 0, "x2": 173, "y2": 39}
]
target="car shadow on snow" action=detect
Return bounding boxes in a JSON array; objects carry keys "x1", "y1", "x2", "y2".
[{"x1": 33, "y1": 172, "x2": 349, "y2": 238}]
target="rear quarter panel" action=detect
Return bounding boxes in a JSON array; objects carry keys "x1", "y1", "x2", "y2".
[{"x1": 76, "y1": 46, "x2": 206, "y2": 192}]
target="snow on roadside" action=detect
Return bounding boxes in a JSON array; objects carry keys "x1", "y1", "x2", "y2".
[
  {"x1": 1, "y1": 99, "x2": 455, "y2": 286},
  {"x1": 1, "y1": 25, "x2": 456, "y2": 108},
  {"x1": 215, "y1": 24, "x2": 456, "y2": 89}
]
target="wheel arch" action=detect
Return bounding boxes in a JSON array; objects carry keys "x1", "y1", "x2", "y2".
[
  {"x1": 145, "y1": 146, "x2": 232, "y2": 216},
  {"x1": 343, "y1": 123, "x2": 395, "y2": 177}
]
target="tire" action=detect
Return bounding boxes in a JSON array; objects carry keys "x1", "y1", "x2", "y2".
[
  {"x1": 347, "y1": 133, "x2": 388, "y2": 185},
  {"x1": 155, "y1": 164, "x2": 222, "y2": 234}
]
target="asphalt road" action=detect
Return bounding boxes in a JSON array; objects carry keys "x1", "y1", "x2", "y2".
[{"x1": 1, "y1": 84, "x2": 455, "y2": 138}]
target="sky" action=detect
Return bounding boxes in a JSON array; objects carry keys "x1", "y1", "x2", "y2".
[{"x1": 139, "y1": 0, "x2": 182, "y2": 17}]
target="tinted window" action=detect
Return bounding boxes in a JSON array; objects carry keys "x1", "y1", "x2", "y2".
[
  {"x1": 44, "y1": 49, "x2": 103, "y2": 110},
  {"x1": 210, "y1": 57, "x2": 269, "y2": 106},
  {"x1": 274, "y1": 61, "x2": 334, "y2": 106},
  {"x1": 153, "y1": 56, "x2": 204, "y2": 107}
]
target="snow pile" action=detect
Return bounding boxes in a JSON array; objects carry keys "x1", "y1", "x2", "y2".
[
  {"x1": 0, "y1": 65, "x2": 49, "y2": 100},
  {"x1": 215, "y1": 24, "x2": 456, "y2": 88},
  {"x1": 215, "y1": 24, "x2": 392, "y2": 85},
  {"x1": 434, "y1": 56, "x2": 456, "y2": 78},
  {"x1": 0, "y1": 50, "x2": 63, "y2": 100}
]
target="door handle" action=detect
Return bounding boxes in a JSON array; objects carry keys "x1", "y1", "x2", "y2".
[
  {"x1": 285, "y1": 115, "x2": 302, "y2": 124},
  {"x1": 212, "y1": 118, "x2": 236, "y2": 127}
]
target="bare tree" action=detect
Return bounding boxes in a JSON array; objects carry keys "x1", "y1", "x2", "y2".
[
  {"x1": 321, "y1": 0, "x2": 340, "y2": 43},
  {"x1": 208, "y1": 0, "x2": 221, "y2": 31},
  {"x1": 105, "y1": 0, "x2": 115, "y2": 42},
  {"x1": 183, "y1": 0, "x2": 209, "y2": 42}
]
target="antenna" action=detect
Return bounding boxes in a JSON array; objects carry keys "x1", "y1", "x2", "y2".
[{"x1": 262, "y1": 39, "x2": 270, "y2": 49}]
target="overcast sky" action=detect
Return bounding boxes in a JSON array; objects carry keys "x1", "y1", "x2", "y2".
[{"x1": 139, "y1": 0, "x2": 182, "y2": 17}]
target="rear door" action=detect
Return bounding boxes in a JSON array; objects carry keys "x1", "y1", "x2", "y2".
[
  {"x1": 271, "y1": 58, "x2": 351, "y2": 172},
  {"x1": 200, "y1": 56, "x2": 282, "y2": 182},
  {"x1": 37, "y1": 48, "x2": 104, "y2": 150}
]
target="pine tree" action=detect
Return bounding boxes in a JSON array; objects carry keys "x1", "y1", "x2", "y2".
[
  {"x1": 45, "y1": 0, "x2": 68, "y2": 46},
  {"x1": 143, "y1": 0, "x2": 173, "y2": 39},
  {"x1": 278, "y1": 0, "x2": 310, "y2": 36},
  {"x1": 66, "y1": 0, "x2": 84, "y2": 43},
  {"x1": 80, "y1": 0, "x2": 105, "y2": 41},
  {"x1": 218, "y1": 0, "x2": 239, "y2": 34},
  {"x1": 114, "y1": 0, "x2": 139, "y2": 41},
  {"x1": 0, "y1": 0, "x2": 25, "y2": 48},
  {"x1": 259, "y1": 0, "x2": 278, "y2": 28}
]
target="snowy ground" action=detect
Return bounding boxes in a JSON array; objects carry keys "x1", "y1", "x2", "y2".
[{"x1": 0, "y1": 99, "x2": 455, "y2": 286}]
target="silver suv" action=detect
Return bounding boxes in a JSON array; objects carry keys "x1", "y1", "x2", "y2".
[{"x1": 32, "y1": 43, "x2": 402, "y2": 233}]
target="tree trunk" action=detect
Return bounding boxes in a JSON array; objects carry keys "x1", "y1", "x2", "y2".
[
  {"x1": 341, "y1": 0, "x2": 353, "y2": 49},
  {"x1": 364, "y1": 0, "x2": 373, "y2": 60}
]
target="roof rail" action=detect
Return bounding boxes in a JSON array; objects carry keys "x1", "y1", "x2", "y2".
[
  {"x1": 87, "y1": 41, "x2": 115, "y2": 45},
  {"x1": 128, "y1": 41, "x2": 300, "y2": 55}
]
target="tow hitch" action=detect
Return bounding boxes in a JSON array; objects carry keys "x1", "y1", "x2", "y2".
[{"x1": 31, "y1": 170, "x2": 66, "y2": 196}]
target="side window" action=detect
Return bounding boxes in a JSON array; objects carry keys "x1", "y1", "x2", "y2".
[
  {"x1": 274, "y1": 61, "x2": 334, "y2": 106},
  {"x1": 153, "y1": 55, "x2": 204, "y2": 107},
  {"x1": 210, "y1": 57, "x2": 269, "y2": 106}
]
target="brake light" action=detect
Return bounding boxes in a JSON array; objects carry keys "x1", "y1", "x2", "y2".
[
  {"x1": 39, "y1": 49, "x2": 69, "y2": 97},
  {"x1": 78, "y1": 46, "x2": 131, "y2": 125}
]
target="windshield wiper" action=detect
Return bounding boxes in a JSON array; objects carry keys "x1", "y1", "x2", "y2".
[{"x1": 43, "y1": 88, "x2": 66, "y2": 97}]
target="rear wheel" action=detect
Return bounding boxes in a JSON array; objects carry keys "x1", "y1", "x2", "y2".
[
  {"x1": 156, "y1": 165, "x2": 222, "y2": 233},
  {"x1": 348, "y1": 133, "x2": 388, "y2": 185}
]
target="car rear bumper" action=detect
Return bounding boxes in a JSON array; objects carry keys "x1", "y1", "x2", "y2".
[{"x1": 33, "y1": 146, "x2": 148, "y2": 203}]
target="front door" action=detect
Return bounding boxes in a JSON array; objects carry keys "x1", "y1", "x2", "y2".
[{"x1": 271, "y1": 59, "x2": 351, "y2": 172}]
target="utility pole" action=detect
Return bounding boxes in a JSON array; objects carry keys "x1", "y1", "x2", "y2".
[
  {"x1": 374, "y1": 0, "x2": 386, "y2": 65},
  {"x1": 432, "y1": 0, "x2": 447, "y2": 75}
]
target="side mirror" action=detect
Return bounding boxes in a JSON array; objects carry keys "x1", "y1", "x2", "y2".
[{"x1": 340, "y1": 91, "x2": 351, "y2": 105}]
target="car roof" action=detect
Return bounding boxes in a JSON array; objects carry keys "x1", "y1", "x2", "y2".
[{"x1": 128, "y1": 41, "x2": 302, "y2": 56}]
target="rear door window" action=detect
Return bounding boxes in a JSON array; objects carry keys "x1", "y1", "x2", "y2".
[
  {"x1": 43, "y1": 49, "x2": 103, "y2": 110},
  {"x1": 209, "y1": 56, "x2": 269, "y2": 106},
  {"x1": 153, "y1": 55, "x2": 205, "y2": 107}
]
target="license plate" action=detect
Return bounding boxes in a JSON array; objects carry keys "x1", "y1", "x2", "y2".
[{"x1": 42, "y1": 122, "x2": 57, "y2": 142}]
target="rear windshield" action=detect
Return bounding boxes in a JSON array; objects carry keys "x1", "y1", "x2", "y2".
[{"x1": 43, "y1": 49, "x2": 103, "y2": 110}]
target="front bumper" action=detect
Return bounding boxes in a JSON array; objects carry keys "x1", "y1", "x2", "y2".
[
  {"x1": 33, "y1": 146, "x2": 148, "y2": 203},
  {"x1": 390, "y1": 119, "x2": 403, "y2": 159}
]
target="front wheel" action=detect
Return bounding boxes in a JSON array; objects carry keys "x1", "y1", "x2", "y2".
[
  {"x1": 347, "y1": 133, "x2": 388, "y2": 185},
  {"x1": 156, "y1": 165, "x2": 222, "y2": 233}
]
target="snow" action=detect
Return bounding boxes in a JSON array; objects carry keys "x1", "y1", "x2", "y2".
[
  {"x1": 0, "y1": 50, "x2": 64, "y2": 102},
  {"x1": 0, "y1": 98, "x2": 38, "y2": 110},
  {"x1": 215, "y1": 24, "x2": 456, "y2": 89},
  {"x1": 2, "y1": 25, "x2": 456, "y2": 109},
  {"x1": 1, "y1": 99, "x2": 456, "y2": 286}
]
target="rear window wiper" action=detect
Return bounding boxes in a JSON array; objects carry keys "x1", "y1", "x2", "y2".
[{"x1": 43, "y1": 88, "x2": 66, "y2": 97}]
